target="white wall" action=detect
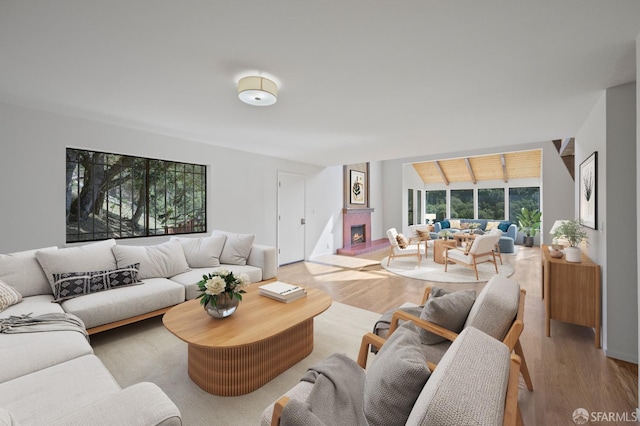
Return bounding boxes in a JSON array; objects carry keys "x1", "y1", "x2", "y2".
[
  {"x1": 576, "y1": 82, "x2": 638, "y2": 363},
  {"x1": 0, "y1": 102, "x2": 344, "y2": 261}
]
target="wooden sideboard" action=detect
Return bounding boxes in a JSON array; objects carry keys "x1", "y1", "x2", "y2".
[{"x1": 541, "y1": 244, "x2": 601, "y2": 348}]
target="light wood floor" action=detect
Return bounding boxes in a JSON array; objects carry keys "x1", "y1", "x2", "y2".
[{"x1": 277, "y1": 246, "x2": 638, "y2": 426}]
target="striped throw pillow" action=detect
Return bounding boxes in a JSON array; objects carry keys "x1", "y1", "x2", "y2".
[{"x1": 0, "y1": 278, "x2": 23, "y2": 312}]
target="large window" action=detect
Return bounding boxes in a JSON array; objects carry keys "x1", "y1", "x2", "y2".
[
  {"x1": 66, "y1": 148, "x2": 206, "y2": 242},
  {"x1": 478, "y1": 188, "x2": 505, "y2": 220},
  {"x1": 425, "y1": 190, "x2": 446, "y2": 221},
  {"x1": 416, "y1": 190, "x2": 422, "y2": 224},
  {"x1": 450, "y1": 189, "x2": 473, "y2": 218},
  {"x1": 509, "y1": 187, "x2": 540, "y2": 221}
]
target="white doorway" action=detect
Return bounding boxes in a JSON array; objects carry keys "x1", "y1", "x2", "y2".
[{"x1": 277, "y1": 172, "x2": 305, "y2": 265}]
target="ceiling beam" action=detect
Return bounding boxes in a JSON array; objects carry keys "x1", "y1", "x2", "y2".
[
  {"x1": 464, "y1": 158, "x2": 476, "y2": 184},
  {"x1": 434, "y1": 161, "x2": 449, "y2": 186},
  {"x1": 500, "y1": 154, "x2": 508, "y2": 183}
]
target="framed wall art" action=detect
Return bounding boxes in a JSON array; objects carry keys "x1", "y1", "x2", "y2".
[
  {"x1": 579, "y1": 151, "x2": 597, "y2": 229},
  {"x1": 350, "y1": 170, "x2": 365, "y2": 205}
]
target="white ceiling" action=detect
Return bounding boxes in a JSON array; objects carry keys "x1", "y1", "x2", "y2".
[{"x1": 0, "y1": 1, "x2": 638, "y2": 167}]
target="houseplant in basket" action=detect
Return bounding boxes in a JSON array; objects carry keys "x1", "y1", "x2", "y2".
[
  {"x1": 516, "y1": 207, "x2": 542, "y2": 247},
  {"x1": 196, "y1": 269, "x2": 250, "y2": 318},
  {"x1": 552, "y1": 219, "x2": 588, "y2": 263}
]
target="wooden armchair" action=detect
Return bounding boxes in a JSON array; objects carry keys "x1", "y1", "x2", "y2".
[
  {"x1": 444, "y1": 232, "x2": 500, "y2": 280},
  {"x1": 386, "y1": 227, "x2": 423, "y2": 267},
  {"x1": 270, "y1": 326, "x2": 523, "y2": 426}
]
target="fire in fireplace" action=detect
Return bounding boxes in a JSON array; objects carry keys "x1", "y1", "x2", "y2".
[{"x1": 351, "y1": 225, "x2": 365, "y2": 244}]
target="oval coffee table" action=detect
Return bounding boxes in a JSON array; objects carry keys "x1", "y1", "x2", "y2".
[{"x1": 163, "y1": 284, "x2": 332, "y2": 396}]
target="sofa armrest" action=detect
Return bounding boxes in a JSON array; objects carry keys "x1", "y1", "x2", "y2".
[
  {"x1": 433, "y1": 222, "x2": 442, "y2": 233},
  {"x1": 506, "y1": 224, "x2": 518, "y2": 240},
  {"x1": 247, "y1": 244, "x2": 277, "y2": 280},
  {"x1": 49, "y1": 382, "x2": 182, "y2": 426}
]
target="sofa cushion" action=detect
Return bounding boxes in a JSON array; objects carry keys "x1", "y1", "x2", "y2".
[
  {"x1": 112, "y1": 240, "x2": 190, "y2": 279},
  {"x1": 0, "y1": 355, "x2": 121, "y2": 425},
  {"x1": 418, "y1": 288, "x2": 476, "y2": 344},
  {"x1": 170, "y1": 265, "x2": 263, "y2": 300},
  {"x1": 0, "y1": 295, "x2": 63, "y2": 319},
  {"x1": 0, "y1": 247, "x2": 57, "y2": 297},
  {"x1": 50, "y1": 264, "x2": 142, "y2": 302},
  {"x1": 449, "y1": 219, "x2": 461, "y2": 229},
  {"x1": 35, "y1": 240, "x2": 117, "y2": 289},
  {"x1": 485, "y1": 221, "x2": 501, "y2": 231},
  {"x1": 212, "y1": 230, "x2": 255, "y2": 265},
  {"x1": 463, "y1": 275, "x2": 520, "y2": 341},
  {"x1": 0, "y1": 408, "x2": 20, "y2": 426},
  {"x1": 364, "y1": 321, "x2": 431, "y2": 426},
  {"x1": 0, "y1": 330, "x2": 93, "y2": 382},
  {"x1": 498, "y1": 221, "x2": 512, "y2": 232},
  {"x1": 406, "y1": 327, "x2": 510, "y2": 426},
  {"x1": 0, "y1": 280, "x2": 21, "y2": 313},
  {"x1": 439, "y1": 220, "x2": 450, "y2": 229},
  {"x1": 172, "y1": 235, "x2": 227, "y2": 268},
  {"x1": 61, "y1": 278, "x2": 185, "y2": 329}
]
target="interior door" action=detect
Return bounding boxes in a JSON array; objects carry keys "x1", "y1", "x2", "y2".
[{"x1": 277, "y1": 172, "x2": 305, "y2": 265}]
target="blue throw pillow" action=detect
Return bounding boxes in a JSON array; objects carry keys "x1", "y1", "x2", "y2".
[
  {"x1": 498, "y1": 222, "x2": 511, "y2": 232},
  {"x1": 440, "y1": 220, "x2": 450, "y2": 229}
]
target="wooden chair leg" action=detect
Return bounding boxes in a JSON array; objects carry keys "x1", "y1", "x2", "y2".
[
  {"x1": 387, "y1": 248, "x2": 393, "y2": 266},
  {"x1": 472, "y1": 257, "x2": 479, "y2": 280},
  {"x1": 492, "y1": 252, "x2": 499, "y2": 274},
  {"x1": 514, "y1": 339, "x2": 533, "y2": 391}
]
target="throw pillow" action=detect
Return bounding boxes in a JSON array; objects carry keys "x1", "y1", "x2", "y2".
[
  {"x1": 0, "y1": 278, "x2": 22, "y2": 312},
  {"x1": 212, "y1": 230, "x2": 256, "y2": 266},
  {"x1": 460, "y1": 222, "x2": 470, "y2": 230},
  {"x1": 364, "y1": 321, "x2": 431, "y2": 426},
  {"x1": 111, "y1": 240, "x2": 190, "y2": 279},
  {"x1": 172, "y1": 235, "x2": 227, "y2": 268},
  {"x1": 419, "y1": 288, "x2": 476, "y2": 345},
  {"x1": 0, "y1": 247, "x2": 57, "y2": 297},
  {"x1": 485, "y1": 221, "x2": 501, "y2": 231},
  {"x1": 498, "y1": 221, "x2": 511, "y2": 232},
  {"x1": 35, "y1": 239, "x2": 117, "y2": 288},
  {"x1": 439, "y1": 220, "x2": 450, "y2": 229},
  {"x1": 464, "y1": 240, "x2": 474, "y2": 254},
  {"x1": 395, "y1": 233, "x2": 409, "y2": 249},
  {"x1": 415, "y1": 229, "x2": 431, "y2": 240},
  {"x1": 449, "y1": 219, "x2": 461, "y2": 229},
  {"x1": 50, "y1": 264, "x2": 141, "y2": 302},
  {"x1": 473, "y1": 228, "x2": 485, "y2": 235}
]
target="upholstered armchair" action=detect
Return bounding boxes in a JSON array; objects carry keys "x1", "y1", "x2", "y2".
[
  {"x1": 444, "y1": 232, "x2": 500, "y2": 280},
  {"x1": 385, "y1": 228, "x2": 424, "y2": 267}
]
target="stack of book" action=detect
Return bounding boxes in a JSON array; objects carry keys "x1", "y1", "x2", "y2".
[{"x1": 259, "y1": 281, "x2": 307, "y2": 303}]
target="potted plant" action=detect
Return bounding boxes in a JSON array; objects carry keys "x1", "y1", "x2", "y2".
[
  {"x1": 552, "y1": 219, "x2": 588, "y2": 262},
  {"x1": 516, "y1": 207, "x2": 542, "y2": 247}
]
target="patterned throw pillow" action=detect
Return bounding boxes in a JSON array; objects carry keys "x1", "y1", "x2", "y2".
[
  {"x1": 51, "y1": 263, "x2": 141, "y2": 302},
  {"x1": 415, "y1": 229, "x2": 431, "y2": 240},
  {"x1": 464, "y1": 240, "x2": 474, "y2": 254},
  {"x1": 0, "y1": 279, "x2": 22, "y2": 312},
  {"x1": 396, "y1": 233, "x2": 409, "y2": 249}
]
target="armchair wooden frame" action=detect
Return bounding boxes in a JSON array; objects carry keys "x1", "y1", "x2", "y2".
[{"x1": 443, "y1": 240, "x2": 499, "y2": 280}]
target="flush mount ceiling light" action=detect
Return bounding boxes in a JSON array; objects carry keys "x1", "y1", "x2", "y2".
[{"x1": 238, "y1": 76, "x2": 277, "y2": 106}]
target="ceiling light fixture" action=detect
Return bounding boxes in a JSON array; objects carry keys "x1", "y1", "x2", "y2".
[{"x1": 238, "y1": 76, "x2": 277, "y2": 106}]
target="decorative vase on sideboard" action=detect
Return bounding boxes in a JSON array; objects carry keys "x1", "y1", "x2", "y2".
[
  {"x1": 564, "y1": 247, "x2": 582, "y2": 263},
  {"x1": 205, "y1": 294, "x2": 240, "y2": 318}
]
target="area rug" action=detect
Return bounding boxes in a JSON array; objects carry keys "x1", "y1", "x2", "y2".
[
  {"x1": 91, "y1": 302, "x2": 380, "y2": 426},
  {"x1": 310, "y1": 254, "x2": 380, "y2": 269},
  {"x1": 381, "y1": 255, "x2": 515, "y2": 283}
]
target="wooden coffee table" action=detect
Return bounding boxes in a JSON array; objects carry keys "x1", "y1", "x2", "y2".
[
  {"x1": 163, "y1": 285, "x2": 331, "y2": 396},
  {"x1": 433, "y1": 239, "x2": 457, "y2": 264}
]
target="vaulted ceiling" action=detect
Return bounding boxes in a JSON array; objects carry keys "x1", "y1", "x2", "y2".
[
  {"x1": 0, "y1": 2, "x2": 639, "y2": 166},
  {"x1": 412, "y1": 150, "x2": 541, "y2": 185}
]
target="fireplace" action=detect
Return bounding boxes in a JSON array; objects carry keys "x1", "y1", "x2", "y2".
[{"x1": 351, "y1": 225, "x2": 365, "y2": 244}]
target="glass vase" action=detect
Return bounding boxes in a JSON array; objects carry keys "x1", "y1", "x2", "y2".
[{"x1": 204, "y1": 293, "x2": 240, "y2": 318}]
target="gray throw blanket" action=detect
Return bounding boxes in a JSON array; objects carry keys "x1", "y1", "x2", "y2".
[
  {"x1": 281, "y1": 353, "x2": 367, "y2": 426},
  {"x1": 0, "y1": 313, "x2": 89, "y2": 342}
]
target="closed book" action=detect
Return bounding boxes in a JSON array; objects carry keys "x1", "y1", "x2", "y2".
[
  {"x1": 259, "y1": 281, "x2": 304, "y2": 297},
  {"x1": 260, "y1": 289, "x2": 307, "y2": 303}
]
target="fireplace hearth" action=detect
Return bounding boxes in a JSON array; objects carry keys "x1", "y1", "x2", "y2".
[{"x1": 337, "y1": 208, "x2": 389, "y2": 256}]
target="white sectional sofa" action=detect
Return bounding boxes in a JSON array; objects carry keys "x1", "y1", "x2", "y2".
[{"x1": 0, "y1": 232, "x2": 277, "y2": 426}]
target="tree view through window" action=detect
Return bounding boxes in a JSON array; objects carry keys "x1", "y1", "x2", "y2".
[
  {"x1": 478, "y1": 188, "x2": 504, "y2": 219},
  {"x1": 450, "y1": 189, "x2": 473, "y2": 218},
  {"x1": 509, "y1": 187, "x2": 540, "y2": 222},
  {"x1": 426, "y1": 190, "x2": 446, "y2": 222},
  {"x1": 66, "y1": 148, "x2": 206, "y2": 242}
]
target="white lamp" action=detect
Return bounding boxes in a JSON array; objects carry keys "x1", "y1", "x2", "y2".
[
  {"x1": 425, "y1": 213, "x2": 436, "y2": 224},
  {"x1": 238, "y1": 76, "x2": 278, "y2": 106},
  {"x1": 549, "y1": 220, "x2": 569, "y2": 248}
]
